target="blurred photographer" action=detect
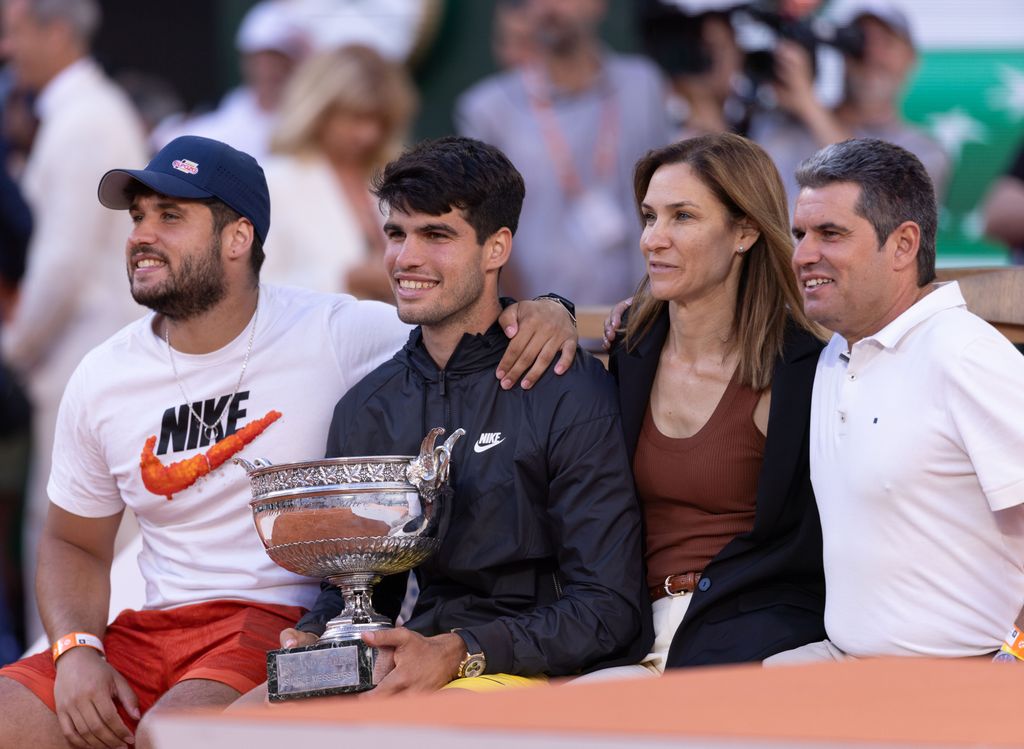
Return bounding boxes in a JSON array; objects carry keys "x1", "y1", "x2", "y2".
[
  {"x1": 749, "y1": 0, "x2": 949, "y2": 211},
  {"x1": 639, "y1": 1, "x2": 747, "y2": 138}
]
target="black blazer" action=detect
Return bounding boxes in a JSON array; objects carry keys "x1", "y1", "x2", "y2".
[{"x1": 610, "y1": 309, "x2": 827, "y2": 667}]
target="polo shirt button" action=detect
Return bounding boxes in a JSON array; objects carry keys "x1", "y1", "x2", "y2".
[
  {"x1": 848, "y1": 373, "x2": 856, "y2": 381},
  {"x1": 698, "y1": 577, "x2": 711, "y2": 592},
  {"x1": 839, "y1": 412, "x2": 847, "y2": 423}
]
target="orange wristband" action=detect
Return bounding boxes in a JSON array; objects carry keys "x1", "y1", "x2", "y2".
[
  {"x1": 1000, "y1": 626, "x2": 1024, "y2": 661},
  {"x1": 51, "y1": 632, "x2": 105, "y2": 664}
]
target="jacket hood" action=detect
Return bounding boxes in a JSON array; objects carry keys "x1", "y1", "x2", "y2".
[{"x1": 396, "y1": 322, "x2": 508, "y2": 382}]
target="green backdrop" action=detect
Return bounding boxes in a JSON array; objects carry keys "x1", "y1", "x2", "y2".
[{"x1": 903, "y1": 50, "x2": 1024, "y2": 264}]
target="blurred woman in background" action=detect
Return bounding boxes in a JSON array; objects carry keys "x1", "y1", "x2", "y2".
[{"x1": 262, "y1": 44, "x2": 417, "y2": 300}]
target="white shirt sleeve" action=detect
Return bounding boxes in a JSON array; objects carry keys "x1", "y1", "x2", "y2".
[
  {"x1": 947, "y1": 333, "x2": 1024, "y2": 512},
  {"x1": 46, "y1": 359, "x2": 125, "y2": 518},
  {"x1": 328, "y1": 298, "x2": 411, "y2": 394}
]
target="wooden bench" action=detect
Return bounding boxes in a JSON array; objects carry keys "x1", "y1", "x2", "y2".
[{"x1": 937, "y1": 266, "x2": 1024, "y2": 343}]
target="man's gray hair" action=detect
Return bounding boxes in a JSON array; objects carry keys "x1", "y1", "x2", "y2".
[
  {"x1": 795, "y1": 138, "x2": 937, "y2": 286},
  {"x1": 27, "y1": 0, "x2": 101, "y2": 44}
]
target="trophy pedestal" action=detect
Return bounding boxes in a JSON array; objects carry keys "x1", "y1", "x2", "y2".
[{"x1": 267, "y1": 640, "x2": 377, "y2": 702}]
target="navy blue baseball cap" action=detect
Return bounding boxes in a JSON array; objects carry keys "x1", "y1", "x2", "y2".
[{"x1": 98, "y1": 135, "x2": 270, "y2": 244}]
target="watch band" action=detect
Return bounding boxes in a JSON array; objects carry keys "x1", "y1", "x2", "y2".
[
  {"x1": 452, "y1": 628, "x2": 486, "y2": 678},
  {"x1": 533, "y1": 293, "x2": 577, "y2": 327}
]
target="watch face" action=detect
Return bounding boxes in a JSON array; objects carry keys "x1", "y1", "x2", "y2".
[{"x1": 461, "y1": 654, "x2": 486, "y2": 678}]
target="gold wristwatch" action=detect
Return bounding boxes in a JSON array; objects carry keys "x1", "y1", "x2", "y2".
[{"x1": 452, "y1": 628, "x2": 486, "y2": 678}]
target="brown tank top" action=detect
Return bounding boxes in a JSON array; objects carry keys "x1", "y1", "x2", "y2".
[{"x1": 635, "y1": 373, "x2": 766, "y2": 590}]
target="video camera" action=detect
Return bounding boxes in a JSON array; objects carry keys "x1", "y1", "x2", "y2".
[
  {"x1": 639, "y1": 0, "x2": 864, "y2": 80},
  {"x1": 741, "y1": 1, "x2": 865, "y2": 85}
]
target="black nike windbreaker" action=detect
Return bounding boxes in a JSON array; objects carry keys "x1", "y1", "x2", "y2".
[{"x1": 297, "y1": 321, "x2": 651, "y2": 677}]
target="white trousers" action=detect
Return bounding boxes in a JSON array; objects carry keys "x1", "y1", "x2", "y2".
[{"x1": 572, "y1": 592, "x2": 693, "y2": 683}]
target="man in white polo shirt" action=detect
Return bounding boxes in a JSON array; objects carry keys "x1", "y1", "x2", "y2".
[{"x1": 771, "y1": 138, "x2": 1024, "y2": 663}]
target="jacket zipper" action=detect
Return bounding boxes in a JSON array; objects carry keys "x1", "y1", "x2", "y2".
[
  {"x1": 552, "y1": 572, "x2": 563, "y2": 599},
  {"x1": 439, "y1": 369, "x2": 451, "y2": 431}
]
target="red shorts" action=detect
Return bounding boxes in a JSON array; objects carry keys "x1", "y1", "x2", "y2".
[{"x1": 0, "y1": 600, "x2": 303, "y2": 726}]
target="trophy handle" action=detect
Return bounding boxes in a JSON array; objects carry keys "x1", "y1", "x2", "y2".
[
  {"x1": 233, "y1": 456, "x2": 275, "y2": 474},
  {"x1": 417, "y1": 427, "x2": 446, "y2": 465},
  {"x1": 408, "y1": 426, "x2": 464, "y2": 493},
  {"x1": 432, "y1": 428, "x2": 465, "y2": 485},
  {"x1": 233, "y1": 456, "x2": 258, "y2": 474}
]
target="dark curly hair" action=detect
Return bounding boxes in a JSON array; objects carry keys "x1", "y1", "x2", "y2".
[{"x1": 372, "y1": 136, "x2": 525, "y2": 243}]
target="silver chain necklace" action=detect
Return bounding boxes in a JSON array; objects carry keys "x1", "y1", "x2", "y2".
[{"x1": 164, "y1": 290, "x2": 259, "y2": 442}]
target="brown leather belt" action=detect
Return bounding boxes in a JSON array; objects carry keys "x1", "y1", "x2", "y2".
[{"x1": 650, "y1": 572, "x2": 702, "y2": 602}]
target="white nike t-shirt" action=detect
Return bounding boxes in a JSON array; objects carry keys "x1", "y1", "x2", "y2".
[{"x1": 48, "y1": 284, "x2": 410, "y2": 611}]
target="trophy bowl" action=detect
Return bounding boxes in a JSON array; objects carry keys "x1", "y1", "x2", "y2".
[{"x1": 235, "y1": 426, "x2": 464, "y2": 700}]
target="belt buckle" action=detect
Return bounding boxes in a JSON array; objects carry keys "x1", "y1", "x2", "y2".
[{"x1": 663, "y1": 574, "x2": 686, "y2": 598}]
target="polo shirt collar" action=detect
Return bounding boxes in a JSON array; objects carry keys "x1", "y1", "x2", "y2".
[{"x1": 859, "y1": 281, "x2": 966, "y2": 350}]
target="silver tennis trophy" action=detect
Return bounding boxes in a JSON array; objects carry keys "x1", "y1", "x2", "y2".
[{"x1": 236, "y1": 426, "x2": 464, "y2": 701}]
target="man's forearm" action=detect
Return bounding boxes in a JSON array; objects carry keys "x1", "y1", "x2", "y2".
[{"x1": 36, "y1": 532, "x2": 113, "y2": 641}]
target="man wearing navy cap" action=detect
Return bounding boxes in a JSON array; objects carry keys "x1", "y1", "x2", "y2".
[{"x1": 0, "y1": 135, "x2": 578, "y2": 749}]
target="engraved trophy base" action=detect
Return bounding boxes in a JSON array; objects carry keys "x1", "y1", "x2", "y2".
[
  {"x1": 266, "y1": 579, "x2": 393, "y2": 702},
  {"x1": 267, "y1": 638, "x2": 379, "y2": 702}
]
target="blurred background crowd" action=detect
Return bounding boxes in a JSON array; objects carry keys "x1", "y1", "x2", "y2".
[{"x1": 0, "y1": 0, "x2": 1022, "y2": 664}]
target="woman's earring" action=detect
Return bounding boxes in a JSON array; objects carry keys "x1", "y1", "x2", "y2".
[{"x1": 738, "y1": 246, "x2": 745, "y2": 253}]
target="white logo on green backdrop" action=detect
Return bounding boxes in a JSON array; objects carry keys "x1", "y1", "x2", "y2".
[{"x1": 904, "y1": 51, "x2": 1024, "y2": 265}]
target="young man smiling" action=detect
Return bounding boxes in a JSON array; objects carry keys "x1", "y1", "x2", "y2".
[
  {"x1": 768, "y1": 138, "x2": 1024, "y2": 664},
  {"x1": 0, "y1": 135, "x2": 578, "y2": 749},
  {"x1": 284, "y1": 136, "x2": 650, "y2": 694}
]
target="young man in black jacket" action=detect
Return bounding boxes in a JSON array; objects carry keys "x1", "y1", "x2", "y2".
[{"x1": 284, "y1": 136, "x2": 650, "y2": 694}]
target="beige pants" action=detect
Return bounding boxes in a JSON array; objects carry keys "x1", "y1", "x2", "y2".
[{"x1": 572, "y1": 592, "x2": 693, "y2": 683}]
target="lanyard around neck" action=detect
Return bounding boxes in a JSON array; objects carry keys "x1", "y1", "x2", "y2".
[{"x1": 522, "y1": 66, "x2": 620, "y2": 197}]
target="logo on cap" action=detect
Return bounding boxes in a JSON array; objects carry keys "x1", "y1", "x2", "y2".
[{"x1": 172, "y1": 159, "x2": 199, "y2": 175}]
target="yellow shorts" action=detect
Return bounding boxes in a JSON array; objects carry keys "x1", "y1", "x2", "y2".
[{"x1": 442, "y1": 673, "x2": 548, "y2": 692}]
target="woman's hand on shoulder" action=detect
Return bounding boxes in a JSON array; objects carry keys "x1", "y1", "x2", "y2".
[{"x1": 602, "y1": 297, "x2": 633, "y2": 351}]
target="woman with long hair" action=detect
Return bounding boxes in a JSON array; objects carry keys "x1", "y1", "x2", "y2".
[
  {"x1": 593, "y1": 133, "x2": 827, "y2": 677},
  {"x1": 261, "y1": 44, "x2": 417, "y2": 299}
]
